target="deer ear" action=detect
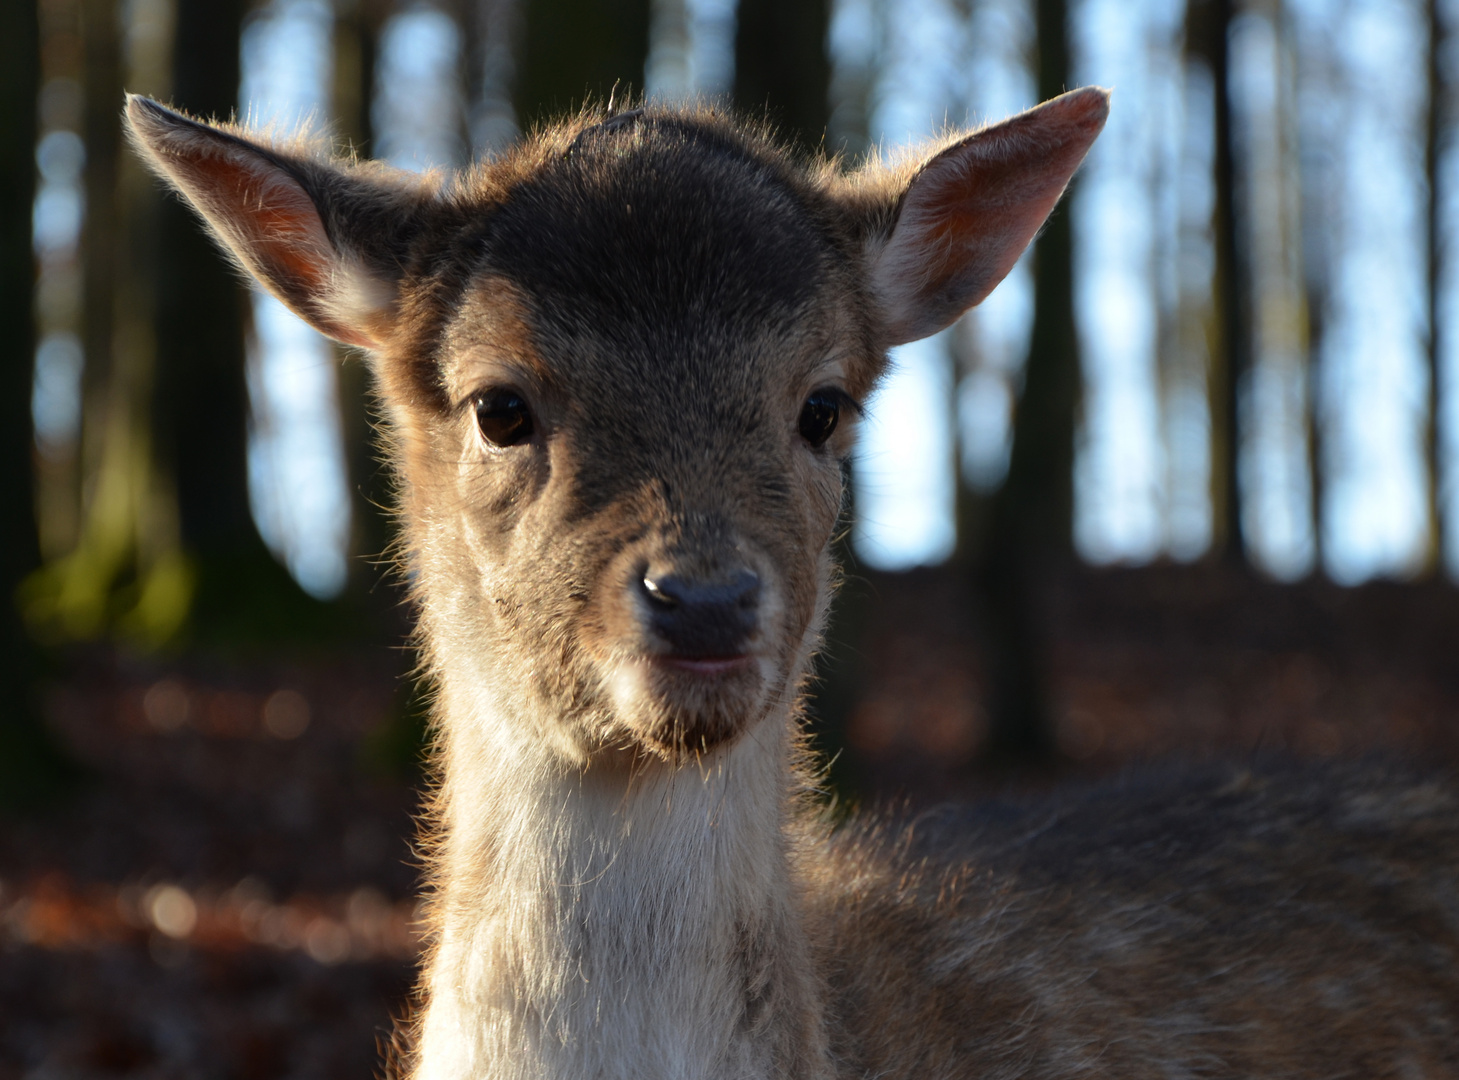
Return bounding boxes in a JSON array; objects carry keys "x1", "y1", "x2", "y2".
[
  {"x1": 125, "y1": 95, "x2": 429, "y2": 350},
  {"x1": 864, "y1": 87, "x2": 1110, "y2": 347}
]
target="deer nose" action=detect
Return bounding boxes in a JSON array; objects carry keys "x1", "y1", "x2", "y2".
[{"x1": 639, "y1": 569, "x2": 761, "y2": 657}]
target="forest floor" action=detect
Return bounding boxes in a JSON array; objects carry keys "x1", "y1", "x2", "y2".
[
  {"x1": 831, "y1": 560, "x2": 1459, "y2": 800},
  {"x1": 3, "y1": 561, "x2": 1457, "y2": 1079}
]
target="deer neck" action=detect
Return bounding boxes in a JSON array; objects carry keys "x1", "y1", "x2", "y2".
[{"x1": 414, "y1": 673, "x2": 829, "y2": 1080}]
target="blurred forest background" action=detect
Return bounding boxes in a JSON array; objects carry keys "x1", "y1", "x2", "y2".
[{"x1": 4, "y1": 0, "x2": 1459, "y2": 1074}]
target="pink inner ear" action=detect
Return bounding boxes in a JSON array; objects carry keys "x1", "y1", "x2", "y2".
[
  {"x1": 187, "y1": 151, "x2": 346, "y2": 304},
  {"x1": 916, "y1": 149, "x2": 1058, "y2": 302},
  {"x1": 873, "y1": 87, "x2": 1110, "y2": 347},
  {"x1": 193, "y1": 152, "x2": 331, "y2": 291},
  {"x1": 166, "y1": 141, "x2": 380, "y2": 350}
]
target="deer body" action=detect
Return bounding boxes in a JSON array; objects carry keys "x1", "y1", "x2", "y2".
[{"x1": 127, "y1": 91, "x2": 1459, "y2": 1080}]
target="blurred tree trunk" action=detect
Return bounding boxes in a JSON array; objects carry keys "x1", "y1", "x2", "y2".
[
  {"x1": 514, "y1": 0, "x2": 650, "y2": 122},
  {"x1": 1296, "y1": 7, "x2": 1329, "y2": 578},
  {"x1": 77, "y1": 0, "x2": 123, "y2": 586},
  {"x1": 825, "y1": 0, "x2": 877, "y2": 161},
  {"x1": 1424, "y1": 0, "x2": 1448, "y2": 576},
  {"x1": 333, "y1": 0, "x2": 402, "y2": 615},
  {"x1": 23, "y1": 0, "x2": 192, "y2": 646},
  {"x1": 152, "y1": 0, "x2": 276, "y2": 630},
  {"x1": 974, "y1": 0, "x2": 1079, "y2": 765},
  {"x1": 336, "y1": 0, "x2": 384, "y2": 160},
  {"x1": 465, "y1": 0, "x2": 521, "y2": 154},
  {"x1": 59, "y1": 0, "x2": 134, "y2": 638},
  {"x1": 1304, "y1": 267, "x2": 1326, "y2": 571},
  {"x1": 147, "y1": 0, "x2": 366, "y2": 643},
  {"x1": 1198, "y1": 0, "x2": 1250, "y2": 564},
  {"x1": 733, "y1": 0, "x2": 832, "y2": 152},
  {"x1": 0, "y1": 0, "x2": 63, "y2": 803},
  {"x1": 0, "y1": 0, "x2": 40, "y2": 607}
]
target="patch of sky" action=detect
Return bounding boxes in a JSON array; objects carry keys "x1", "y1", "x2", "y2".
[
  {"x1": 958, "y1": 366, "x2": 1015, "y2": 492},
  {"x1": 244, "y1": 300, "x2": 354, "y2": 599},
  {"x1": 32, "y1": 131, "x2": 86, "y2": 259},
  {"x1": 848, "y1": 0, "x2": 969, "y2": 569},
  {"x1": 1231, "y1": 11, "x2": 1314, "y2": 579},
  {"x1": 1167, "y1": 59, "x2": 1216, "y2": 561},
  {"x1": 964, "y1": 0, "x2": 1037, "y2": 123},
  {"x1": 1070, "y1": 0, "x2": 1182, "y2": 564},
  {"x1": 827, "y1": 0, "x2": 876, "y2": 154},
  {"x1": 846, "y1": 0, "x2": 1193, "y2": 571},
  {"x1": 956, "y1": 0, "x2": 1037, "y2": 496},
  {"x1": 469, "y1": 0, "x2": 519, "y2": 154},
  {"x1": 1295, "y1": 0, "x2": 1429, "y2": 581},
  {"x1": 240, "y1": 0, "x2": 334, "y2": 133},
  {"x1": 854, "y1": 335, "x2": 959, "y2": 567},
  {"x1": 31, "y1": 333, "x2": 84, "y2": 459},
  {"x1": 647, "y1": 0, "x2": 737, "y2": 101},
  {"x1": 239, "y1": 0, "x2": 352, "y2": 599},
  {"x1": 1164, "y1": 378, "x2": 1213, "y2": 560},
  {"x1": 375, "y1": 5, "x2": 467, "y2": 170},
  {"x1": 31, "y1": 114, "x2": 87, "y2": 461}
]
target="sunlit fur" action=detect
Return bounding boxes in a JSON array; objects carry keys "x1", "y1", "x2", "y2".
[{"x1": 127, "y1": 89, "x2": 1459, "y2": 1080}]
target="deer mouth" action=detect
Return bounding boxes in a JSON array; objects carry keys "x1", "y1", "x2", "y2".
[
  {"x1": 643, "y1": 650, "x2": 765, "y2": 699},
  {"x1": 654, "y1": 654, "x2": 756, "y2": 677},
  {"x1": 602, "y1": 649, "x2": 773, "y2": 759}
]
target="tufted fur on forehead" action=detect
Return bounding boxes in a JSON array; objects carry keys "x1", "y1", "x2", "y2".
[{"x1": 475, "y1": 112, "x2": 864, "y2": 382}]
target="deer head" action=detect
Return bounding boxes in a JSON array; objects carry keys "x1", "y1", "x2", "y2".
[{"x1": 126, "y1": 90, "x2": 1107, "y2": 769}]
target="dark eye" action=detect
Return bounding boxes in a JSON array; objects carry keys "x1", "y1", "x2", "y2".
[
  {"x1": 798, "y1": 390, "x2": 843, "y2": 448},
  {"x1": 475, "y1": 388, "x2": 534, "y2": 447}
]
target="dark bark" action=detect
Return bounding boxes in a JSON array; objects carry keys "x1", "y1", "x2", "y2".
[
  {"x1": 152, "y1": 0, "x2": 331, "y2": 640},
  {"x1": 973, "y1": 0, "x2": 1080, "y2": 765},
  {"x1": 733, "y1": 0, "x2": 832, "y2": 153},
  {"x1": 1298, "y1": 18, "x2": 1328, "y2": 576},
  {"x1": 153, "y1": 0, "x2": 254, "y2": 561},
  {"x1": 1304, "y1": 279, "x2": 1326, "y2": 572},
  {"x1": 1206, "y1": 0, "x2": 1249, "y2": 564},
  {"x1": 334, "y1": 0, "x2": 400, "y2": 606},
  {"x1": 336, "y1": 0, "x2": 386, "y2": 157},
  {"x1": 513, "y1": 0, "x2": 651, "y2": 123},
  {"x1": 0, "y1": 0, "x2": 40, "y2": 609},
  {"x1": 1424, "y1": 0, "x2": 1448, "y2": 576},
  {"x1": 79, "y1": 0, "x2": 121, "y2": 459},
  {"x1": 0, "y1": 0, "x2": 61, "y2": 804},
  {"x1": 146, "y1": 0, "x2": 363, "y2": 643}
]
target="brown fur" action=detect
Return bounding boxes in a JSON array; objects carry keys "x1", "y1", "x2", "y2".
[
  {"x1": 812, "y1": 761, "x2": 1459, "y2": 1078},
  {"x1": 126, "y1": 90, "x2": 1459, "y2": 1080}
]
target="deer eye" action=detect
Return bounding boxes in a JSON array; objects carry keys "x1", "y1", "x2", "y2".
[
  {"x1": 798, "y1": 390, "x2": 843, "y2": 448},
  {"x1": 475, "y1": 389, "x2": 534, "y2": 447}
]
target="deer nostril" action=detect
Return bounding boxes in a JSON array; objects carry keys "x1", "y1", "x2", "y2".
[
  {"x1": 639, "y1": 570, "x2": 761, "y2": 656},
  {"x1": 641, "y1": 574, "x2": 681, "y2": 609},
  {"x1": 641, "y1": 571, "x2": 759, "y2": 608}
]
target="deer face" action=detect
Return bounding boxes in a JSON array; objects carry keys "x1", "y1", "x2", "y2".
[
  {"x1": 407, "y1": 122, "x2": 881, "y2": 760},
  {"x1": 125, "y1": 92, "x2": 1107, "y2": 766}
]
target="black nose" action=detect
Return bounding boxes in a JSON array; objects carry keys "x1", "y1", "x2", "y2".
[{"x1": 640, "y1": 569, "x2": 760, "y2": 657}]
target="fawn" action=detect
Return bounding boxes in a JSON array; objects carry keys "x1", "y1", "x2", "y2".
[{"x1": 127, "y1": 89, "x2": 1459, "y2": 1079}]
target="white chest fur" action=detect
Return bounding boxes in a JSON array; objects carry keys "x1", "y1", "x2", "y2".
[{"x1": 415, "y1": 694, "x2": 808, "y2": 1080}]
